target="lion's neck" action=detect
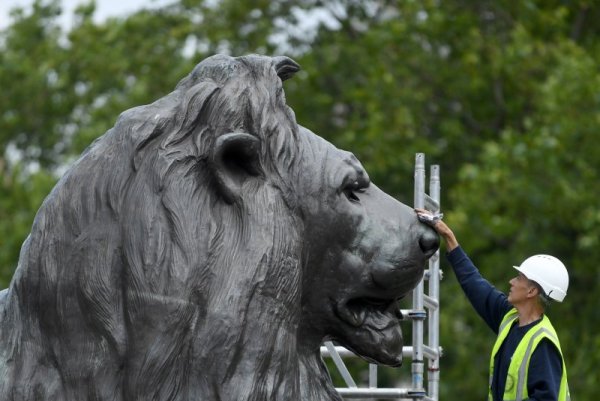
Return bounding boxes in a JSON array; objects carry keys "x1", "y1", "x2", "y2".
[
  {"x1": 298, "y1": 351, "x2": 344, "y2": 401},
  {"x1": 203, "y1": 351, "x2": 341, "y2": 401},
  {"x1": 184, "y1": 324, "x2": 342, "y2": 401}
]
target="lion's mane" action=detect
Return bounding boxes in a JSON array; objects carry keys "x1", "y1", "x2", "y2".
[{"x1": 0, "y1": 55, "x2": 338, "y2": 400}]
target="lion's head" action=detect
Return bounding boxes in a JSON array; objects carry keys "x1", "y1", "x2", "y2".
[{"x1": 0, "y1": 54, "x2": 438, "y2": 401}]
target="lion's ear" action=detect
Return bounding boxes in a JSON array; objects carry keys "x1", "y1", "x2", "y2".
[
  {"x1": 273, "y1": 56, "x2": 300, "y2": 81},
  {"x1": 211, "y1": 133, "x2": 263, "y2": 204}
]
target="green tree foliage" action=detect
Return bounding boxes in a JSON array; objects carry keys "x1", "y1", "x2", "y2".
[
  {"x1": 0, "y1": 162, "x2": 56, "y2": 280},
  {"x1": 1, "y1": 0, "x2": 599, "y2": 399}
]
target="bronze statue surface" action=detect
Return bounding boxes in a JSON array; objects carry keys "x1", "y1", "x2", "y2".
[{"x1": 0, "y1": 54, "x2": 438, "y2": 401}]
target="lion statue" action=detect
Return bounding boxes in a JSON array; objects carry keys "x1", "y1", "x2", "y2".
[{"x1": 0, "y1": 54, "x2": 438, "y2": 401}]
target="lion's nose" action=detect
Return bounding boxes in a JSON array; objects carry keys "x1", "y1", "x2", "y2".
[{"x1": 418, "y1": 227, "x2": 439, "y2": 258}]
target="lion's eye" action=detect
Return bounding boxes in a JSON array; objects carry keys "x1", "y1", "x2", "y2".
[
  {"x1": 343, "y1": 181, "x2": 366, "y2": 203},
  {"x1": 344, "y1": 189, "x2": 360, "y2": 203}
]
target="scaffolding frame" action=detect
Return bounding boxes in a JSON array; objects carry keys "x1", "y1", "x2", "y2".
[{"x1": 321, "y1": 153, "x2": 442, "y2": 400}]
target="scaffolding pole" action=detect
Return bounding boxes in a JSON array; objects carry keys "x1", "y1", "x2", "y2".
[
  {"x1": 427, "y1": 164, "x2": 441, "y2": 401},
  {"x1": 412, "y1": 153, "x2": 426, "y2": 393}
]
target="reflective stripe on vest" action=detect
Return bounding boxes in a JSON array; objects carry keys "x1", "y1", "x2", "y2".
[{"x1": 487, "y1": 309, "x2": 570, "y2": 401}]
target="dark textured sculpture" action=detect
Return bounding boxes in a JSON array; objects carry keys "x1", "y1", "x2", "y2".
[{"x1": 0, "y1": 54, "x2": 439, "y2": 401}]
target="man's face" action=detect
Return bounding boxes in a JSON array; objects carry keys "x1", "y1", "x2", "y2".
[{"x1": 508, "y1": 273, "x2": 537, "y2": 305}]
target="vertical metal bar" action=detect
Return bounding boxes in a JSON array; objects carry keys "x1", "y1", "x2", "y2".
[
  {"x1": 427, "y1": 165, "x2": 441, "y2": 401},
  {"x1": 412, "y1": 153, "x2": 425, "y2": 392},
  {"x1": 369, "y1": 364, "x2": 377, "y2": 388}
]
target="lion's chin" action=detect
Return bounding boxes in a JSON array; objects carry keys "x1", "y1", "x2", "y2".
[{"x1": 333, "y1": 297, "x2": 404, "y2": 367}]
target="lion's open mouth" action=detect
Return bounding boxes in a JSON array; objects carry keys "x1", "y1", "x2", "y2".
[
  {"x1": 335, "y1": 296, "x2": 403, "y2": 328},
  {"x1": 331, "y1": 295, "x2": 405, "y2": 366}
]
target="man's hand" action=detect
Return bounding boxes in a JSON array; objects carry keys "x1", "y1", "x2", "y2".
[
  {"x1": 415, "y1": 208, "x2": 459, "y2": 251},
  {"x1": 416, "y1": 210, "x2": 444, "y2": 226}
]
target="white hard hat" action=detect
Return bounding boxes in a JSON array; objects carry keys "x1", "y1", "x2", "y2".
[{"x1": 513, "y1": 255, "x2": 569, "y2": 302}]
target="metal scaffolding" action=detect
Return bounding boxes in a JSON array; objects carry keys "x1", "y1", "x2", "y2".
[{"x1": 321, "y1": 153, "x2": 442, "y2": 400}]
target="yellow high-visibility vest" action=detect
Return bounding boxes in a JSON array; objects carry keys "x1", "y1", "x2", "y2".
[{"x1": 488, "y1": 309, "x2": 570, "y2": 401}]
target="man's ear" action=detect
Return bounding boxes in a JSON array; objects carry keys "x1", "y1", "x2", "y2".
[
  {"x1": 210, "y1": 132, "x2": 263, "y2": 204},
  {"x1": 527, "y1": 285, "x2": 539, "y2": 298}
]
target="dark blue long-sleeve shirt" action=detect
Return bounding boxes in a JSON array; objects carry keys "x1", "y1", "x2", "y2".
[{"x1": 446, "y1": 246, "x2": 563, "y2": 401}]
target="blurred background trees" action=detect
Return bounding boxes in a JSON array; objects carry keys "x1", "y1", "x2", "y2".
[{"x1": 1, "y1": 0, "x2": 599, "y2": 399}]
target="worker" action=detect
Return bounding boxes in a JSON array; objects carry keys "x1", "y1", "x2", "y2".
[{"x1": 415, "y1": 209, "x2": 570, "y2": 401}]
